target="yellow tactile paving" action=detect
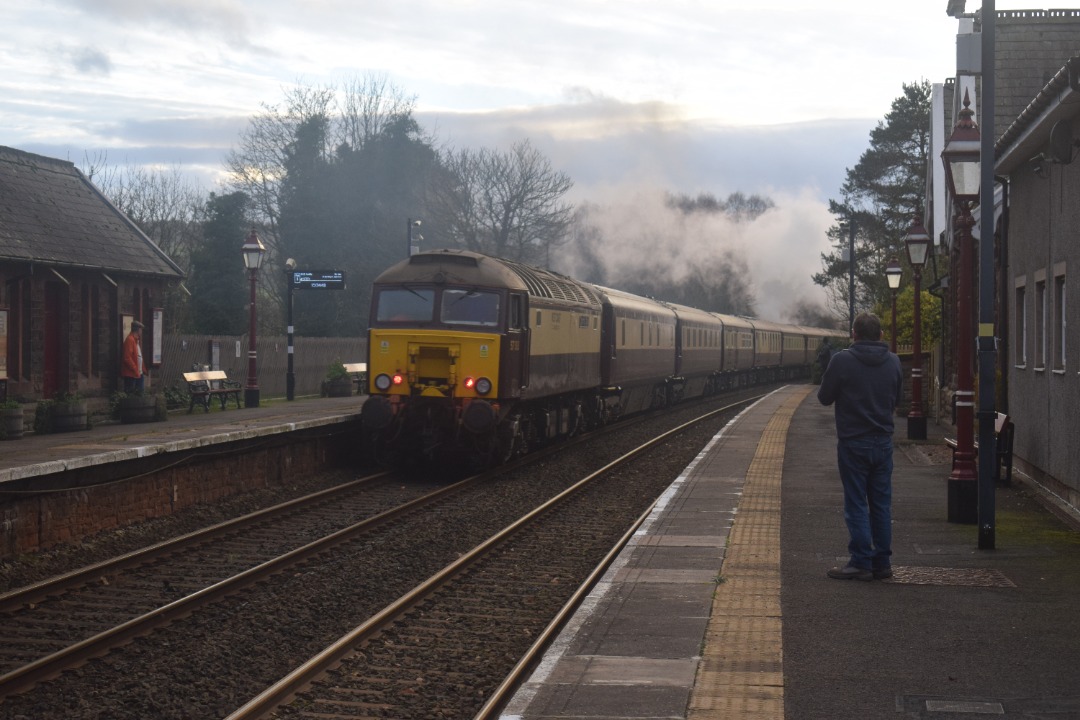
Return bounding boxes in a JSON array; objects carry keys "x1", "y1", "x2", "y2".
[{"x1": 687, "y1": 385, "x2": 810, "y2": 720}]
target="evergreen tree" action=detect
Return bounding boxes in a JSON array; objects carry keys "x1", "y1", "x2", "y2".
[
  {"x1": 814, "y1": 81, "x2": 935, "y2": 321},
  {"x1": 185, "y1": 192, "x2": 251, "y2": 334}
]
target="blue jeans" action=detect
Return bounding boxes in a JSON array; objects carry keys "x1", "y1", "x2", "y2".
[{"x1": 836, "y1": 435, "x2": 893, "y2": 571}]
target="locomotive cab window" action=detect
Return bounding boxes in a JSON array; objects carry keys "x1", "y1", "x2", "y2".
[
  {"x1": 509, "y1": 294, "x2": 523, "y2": 330},
  {"x1": 441, "y1": 289, "x2": 500, "y2": 326},
  {"x1": 376, "y1": 288, "x2": 435, "y2": 322}
]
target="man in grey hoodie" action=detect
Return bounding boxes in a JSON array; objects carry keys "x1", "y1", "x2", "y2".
[{"x1": 817, "y1": 312, "x2": 903, "y2": 581}]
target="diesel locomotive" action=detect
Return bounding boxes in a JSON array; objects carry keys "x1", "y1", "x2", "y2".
[{"x1": 360, "y1": 249, "x2": 846, "y2": 465}]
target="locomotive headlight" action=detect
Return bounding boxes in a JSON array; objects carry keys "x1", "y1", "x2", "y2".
[
  {"x1": 374, "y1": 373, "x2": 393, "y2": 391},
  {"x1": 475, "y1": 377, "x2": 492, "y2": 395}
]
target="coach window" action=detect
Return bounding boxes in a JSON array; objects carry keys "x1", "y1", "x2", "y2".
[
  {"x1": 376, "y1": 288, "x2": 435, "y2": 322},
  {"x1": 1014, "y1": 278, "x2": 1026, "y2": 368},
  {"x1": 1053, "y1": 263, "x2": 1066, "y2": 372}
]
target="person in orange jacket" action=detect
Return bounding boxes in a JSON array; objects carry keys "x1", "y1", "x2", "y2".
[{"x1": 122, "y1": 320, "x2": 145, "y2": 393}]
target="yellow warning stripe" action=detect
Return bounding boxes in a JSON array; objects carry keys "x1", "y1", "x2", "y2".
[{"x1": 687, "y1": 385, "x2": 809, "y2": 719}]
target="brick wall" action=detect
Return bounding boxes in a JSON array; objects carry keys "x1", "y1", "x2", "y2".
[{"x1": 0, "y1": 421, "x2": 361, "y2": 559}]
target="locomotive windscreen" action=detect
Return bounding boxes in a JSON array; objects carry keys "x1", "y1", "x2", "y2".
[
  {"x1": 376, "y1": 288, "x2": 435, "y2": 322},
  {"x1": 440, "y1": 289, "x2": 500, "y2": 326}
]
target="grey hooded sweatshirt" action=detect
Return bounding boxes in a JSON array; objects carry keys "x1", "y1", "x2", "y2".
[{"x1": 817, "y1": 341, "x2": 903, "y2": 440}]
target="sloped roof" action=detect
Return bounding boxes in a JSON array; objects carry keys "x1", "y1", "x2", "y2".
[
  {"x1": 996, "y1": 56, "x2": 1080, "y2": 173},
  {"x1": 0, "y1": 146, "x2": 183, "y2": 278}
]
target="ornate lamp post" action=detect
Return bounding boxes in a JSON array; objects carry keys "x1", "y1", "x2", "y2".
[
  {"x1": 885, "y1": 257, "x2": 902, "y2": 353},
  {"x1": 941, "y1": 90, "x2": 980, "y2": 523},
  {"x1": 241, "y1": 228, "x2": 266, "y2": 409},
  {"x1": 903, "y1": 216, "x2": 930, "y2": 441}
]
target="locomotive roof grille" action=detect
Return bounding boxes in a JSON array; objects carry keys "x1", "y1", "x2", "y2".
[
  {"x1": 409, "y1": 254, "x2": 479, "y2": 267},
  {"x1": 500, "y1": 258, "x2": 599, "y2": 304}
]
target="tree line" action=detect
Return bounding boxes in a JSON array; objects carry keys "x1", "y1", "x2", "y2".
[{"x1": 86, "y1": 74, "x2": 934, "y2": 338}]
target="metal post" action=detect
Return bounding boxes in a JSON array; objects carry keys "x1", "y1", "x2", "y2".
[
  {"x1": 245, "y1": 267, "x2": 260, "y2": 408},
  {"x1": 848, "y1": 219, "x2": 856, "y2": 331},
  {"x1": 908, "y1": 265, "x2": 926, "y2": 439},
  {"x1": 407, "y1": 218, "x2": 421, "y2": 257},
  {"x1": 407, "y1": 217, "x2": 413, "y2": 258},
  {"x1": 286, "y1": 271, "x2": 295, "y2": 401},
  {"x1": 891, "y1": 290, "x2": 898, "y2": 353},
  {"x1": 949, "y1": 203, "x2": 977, "y2": 522},
  {"x1": 977, "y1": 0, "x2": 997, "y2": 548}
]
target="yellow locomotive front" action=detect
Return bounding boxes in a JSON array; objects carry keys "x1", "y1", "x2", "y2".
[{"x1": 361, "y1": 252, "x2": 529, "y2": 465}]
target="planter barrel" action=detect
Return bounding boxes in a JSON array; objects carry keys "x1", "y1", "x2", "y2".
[
  {"x1": 1, "y1": 408, "x2": 24, "y2": 439},
  {"x1": 52, "y1": 402, "x2": 88, "y2": 432},
  {"x1": 119, "y1": 395, "x2": 158, "y2": 424},
  {"x1": 325, "y1": 378, "x2": 353, "y2": 397}
]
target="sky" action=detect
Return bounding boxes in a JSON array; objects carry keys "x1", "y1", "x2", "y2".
[{"x1": 0, "y1": 1, "x2": 1061, "y2": 321}]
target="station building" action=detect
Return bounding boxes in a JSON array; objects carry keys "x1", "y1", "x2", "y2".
[
  {"x1": 931, "y1": 9, "x2": 1080, "y2": 518},
  {"x1": 0, "y1": 146, "x2": 184, "y2": 404}
]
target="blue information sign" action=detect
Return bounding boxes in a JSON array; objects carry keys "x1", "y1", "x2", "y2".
[{"x1": 292, "y1": 270, "x2": 346, "y2": 290}]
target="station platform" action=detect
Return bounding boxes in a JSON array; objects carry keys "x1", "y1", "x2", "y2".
[
  {"x1": 500, "y1": 385, "x2": 1080, "y2": 719},
  {"x1": 0, "y1": 395, "x2": 363, "y2": 485}
]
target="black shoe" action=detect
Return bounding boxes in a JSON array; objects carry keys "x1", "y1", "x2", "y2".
[
  {"x1": 827, "y1": 564, "x2": 873, "y2": 581},
  {"x1": 873, "y1": 567, "x2": 893, "y2": 580}
]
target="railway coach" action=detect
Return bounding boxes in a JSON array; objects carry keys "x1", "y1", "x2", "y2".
[{"x1": 361, "y1": 249, "x2": 843, "y2": 466}]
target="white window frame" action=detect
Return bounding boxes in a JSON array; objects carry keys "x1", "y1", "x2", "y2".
[
  {"x1": 1014, "y1": 277, "x2": 1027, "y2": 368},
  {"x1": 1035, "y1": 269, "x2": 1047, "y2": 371},
  {"x1": 1053, "y1": 262, "x2": 1066, "y2": 373}
]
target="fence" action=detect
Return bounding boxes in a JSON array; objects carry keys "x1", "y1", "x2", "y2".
[{"x1": 156, "y1": 335, "x2": 368, "y2": 400}]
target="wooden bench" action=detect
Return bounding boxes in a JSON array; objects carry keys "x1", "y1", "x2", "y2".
[
  {"x1": 945, "y1": 412, "x2": 1014, "y2": 485},
  {"x1": 342, "y1": 363, "x2": 367, "y2": 395},
  {"x1": 182, "y1": 370, "x2": 243, "y2": 413}
]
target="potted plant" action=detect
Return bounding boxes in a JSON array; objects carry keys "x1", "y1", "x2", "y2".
[
  {"x1": 0, "y1": 399, "x2": 24, "y2": 440},
  {"x1": 323, "y1": 359, "x2": 353, "y2": 397},
  {"x1": 35, "y1": 391, "x2": 89, "y2": 434}
]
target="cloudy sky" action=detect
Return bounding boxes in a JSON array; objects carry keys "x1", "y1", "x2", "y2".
[{"x1": 1, "y1": 1, "x2": 1054, "y2": 320}]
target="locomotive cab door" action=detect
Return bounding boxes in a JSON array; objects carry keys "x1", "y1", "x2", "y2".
[{"x1": 501, "y1": 292, "x2": 528, "y2": 394}]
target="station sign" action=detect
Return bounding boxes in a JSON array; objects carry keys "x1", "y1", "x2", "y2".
[{"x1": 292, "y1": 270, "x2": 346, "y2": 290}]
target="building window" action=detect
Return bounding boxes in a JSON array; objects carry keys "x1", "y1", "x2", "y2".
[
  {"x1": 1014, "y1": 281, "x2": 1026, "y2": 367},
  {"x1": 1053, "y1": 264, "x2": 1066, "y2": 372},
  {"x1": 1035, "y1": 275, "x2": 1046, "y2": 370}
]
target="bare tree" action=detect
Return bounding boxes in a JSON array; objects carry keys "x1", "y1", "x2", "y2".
[
  {"x1": 430, "y1": 139, "x2": 574, "y2": 264},
  {"x1": 225, "y1": 83, "x2": 335, "y2": 239},
  {"x1": 337, "y1": 73, "x2": 419, "y2": 151},
  {"x1": 81, "y1": 153, "x2": 206, "y2": 331}
]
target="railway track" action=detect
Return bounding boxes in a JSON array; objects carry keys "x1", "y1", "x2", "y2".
[
  {"x1": 0, "y1": 390, "x2": 765, "y2": 719},
  {"x1": 233, "y1": 397, "x2": 756, "y2": 719},
  {"x1": 0, "y1": 470, "x2": 436, "y2": 697}
]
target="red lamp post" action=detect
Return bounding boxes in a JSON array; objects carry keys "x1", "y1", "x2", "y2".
[
  {"x1": 941, "y1": 90, "x2": 980, "y2": 523},
  {"x1": 885, "y1": 257, "x2": 902, "y2": 353},
  {"x1": 242, "y1": 228, "x2": 266, "y2": 409},
  {"x1": 903, "y1": 216, "x2": 930, "y2": 441}
]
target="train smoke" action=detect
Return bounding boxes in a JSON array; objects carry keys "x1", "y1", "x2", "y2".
[{"x1": 553, "y1": 186, "x2": 835, "y2": 323}]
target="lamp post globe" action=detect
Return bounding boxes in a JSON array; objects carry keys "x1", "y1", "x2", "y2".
[
  {"x1": 941, "y1": 89, "x2": 980, "y2": 523},
  {"x1": 241, "y1": 228, "x2": 266, "y2": 408},
  {"x1": 885, "y1": 257, "x2": 902, "y2": 353}
]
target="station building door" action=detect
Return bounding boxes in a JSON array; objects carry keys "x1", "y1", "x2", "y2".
[{"x1": 43, "y1": 281, "x2": 69, "y2": 398}]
